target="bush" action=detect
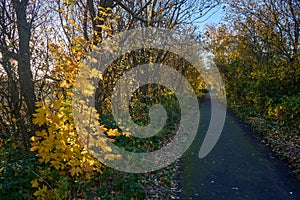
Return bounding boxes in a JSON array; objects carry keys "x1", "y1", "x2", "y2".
[
  {"x1": 0, "y1": 144, "x2": 38, "y2": 199},
  {"x1": 267, "y1": 95, "x2": 300, "y2": 130}
]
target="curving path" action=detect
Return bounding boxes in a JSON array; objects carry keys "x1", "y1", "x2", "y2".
[{"x1": 180, "y1": 94, "x2": 300, "y2": 199}]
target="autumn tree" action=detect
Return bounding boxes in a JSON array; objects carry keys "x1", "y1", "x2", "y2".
[
  {"x1": 207, "y1": 0, "x2": 299, "y2": 102},
  {"x1": 204, "y1": 0, "x2": 300, "y2": 136}
]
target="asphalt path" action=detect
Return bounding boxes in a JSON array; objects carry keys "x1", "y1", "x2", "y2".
[{"x1": 180, "y1": 94, "x2": 300, "y2": 199}]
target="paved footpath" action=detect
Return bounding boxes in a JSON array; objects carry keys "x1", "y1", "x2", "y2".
[{"x1": 180, "y1": 95, "x2": 300, "y2": 199}]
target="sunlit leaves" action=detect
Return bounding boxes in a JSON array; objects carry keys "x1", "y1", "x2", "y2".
[
  {"x1": 33, "y1": 106, "x2": 49, "y2": 126},
  {"x1": 30, "y1": 36, "x2": 106, "y2": 198}
]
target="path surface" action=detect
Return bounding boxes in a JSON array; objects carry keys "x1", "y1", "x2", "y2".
[{"x1": 180, "y1": 95, "x2": 300, "y2": 199}]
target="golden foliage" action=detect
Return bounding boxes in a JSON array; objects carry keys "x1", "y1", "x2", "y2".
[{"x1": 30, "y1": 38, "x2": 106, "y2": 198}]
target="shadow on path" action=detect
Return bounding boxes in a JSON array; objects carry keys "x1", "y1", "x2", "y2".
[{"x1": 180, "y1": 94, "x2": 300, "y2": 199}]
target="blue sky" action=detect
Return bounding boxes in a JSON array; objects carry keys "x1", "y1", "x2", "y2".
[{"x1": 197, "y1": 5, "x2": 225, "y2": 31}]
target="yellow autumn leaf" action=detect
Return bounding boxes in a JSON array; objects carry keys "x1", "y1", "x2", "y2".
[
  {"x1": 33, "y1": 108, "x2": 48, "y2": 126},
  {"x1": 68, "y1": 19, "x2": 77, "y2": 27},
  {"x1": 33, "y1": 185, "x2": 47, "y2": 197},
  {"x1": 30, "y1": 145, "x2": 38, "y2": 152},
  {"x1": 70, "y1": 167, "x2": 83, "y2": 176},
  {"x1": 95, "y1": 24, "x2": 111, "y2": 31},
  {"x1": 109, "y1": 138, "x2": 115, "y2": 142},
  {"x1": 31, "y1": 179, "x2": 39, "y2": 188},
  {"x1": 60, "y1": 80, "x2": 71, "y2": 88},
  {"x1": 107, "y1": 129, "x2": 122, "y2": 137},
  {"x1": 100, "y1": 125, "x2": 108, "y2": 132},
  {"x1": 123, "y1": 132, "x2": 131, "y2": 137},
  {"x1": 53, "y1": 100, "x2": 62, "y2": 108}
]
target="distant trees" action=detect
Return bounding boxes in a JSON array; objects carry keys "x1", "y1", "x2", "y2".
[
  {"x1": 226, "y1": 0, "x2": 300, "y2": 88},
  {"x1": 205, "y1": 0, "x2": 300, "y2": 125}
]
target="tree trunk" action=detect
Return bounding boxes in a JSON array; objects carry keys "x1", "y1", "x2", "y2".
[{"x1": 13, "y1": 0, "x2": 36, "y2": 120}]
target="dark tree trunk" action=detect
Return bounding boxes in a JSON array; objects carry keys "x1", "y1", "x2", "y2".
[{"x1": 13, "y1": 0, "x2": 36, "y2": 120}]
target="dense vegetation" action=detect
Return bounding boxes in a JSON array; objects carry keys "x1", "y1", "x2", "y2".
[
  {"x1": 0, "y1": 0, "x2": 299, "y2": 199},
  {"x1": 0, "y1": 0, "x2": 213, "y2": 198}
]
